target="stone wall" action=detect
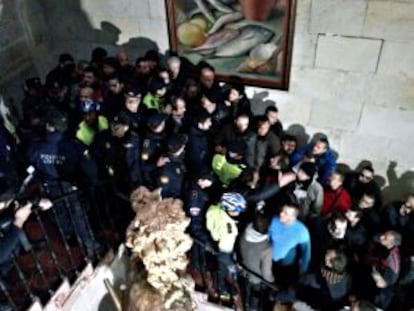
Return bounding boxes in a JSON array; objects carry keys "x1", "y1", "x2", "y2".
[
  {"x1": 261, "y1": 0, "x2": 414, "y2": 200},
  {"x1": 0, "y1": 0, "x2": 48, "y2": 106},
  {"x1": 1, "y1": 0, "x2": 413, "y2": 200},
  {"x1": 38, "y1": 0, "x2": 170, "y2": 75}
]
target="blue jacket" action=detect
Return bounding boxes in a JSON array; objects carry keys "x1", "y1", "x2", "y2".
[
  {"x1": 28, "y1": 132, "x2": 97, "y2": 185},
  {"x1": 157, "y1": 154, "x2": 186, "y2": 199},
  {"x1": 91, "y1": 129, "x2": 142, "y2": 187},
  {"x1": 268, "y1": 217, "x2": 311, "y2": 273},
  {"x1": 291, "y1": 143, "x2": 336, "y2": 186}
]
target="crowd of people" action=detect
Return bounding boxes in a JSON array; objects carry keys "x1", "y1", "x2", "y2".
[{"x1": 0, "y1": 46, "x2": 413, "y2": 311}]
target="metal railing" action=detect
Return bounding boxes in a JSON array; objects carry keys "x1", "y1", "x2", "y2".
[
  {"x1": 0, "y1": 180, "x2": 124, "y2": 310},
  {"x1": 0, "y1": 180, "x2": 281, "y2": 311}
]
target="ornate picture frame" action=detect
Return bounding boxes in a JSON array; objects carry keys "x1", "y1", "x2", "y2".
[{"x1": 165, "y1": 0, "x2": 297, "y2": 90}]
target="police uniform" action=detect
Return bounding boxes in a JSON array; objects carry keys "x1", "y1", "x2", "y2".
[
  {"x1": 27, "y1": 110, "x2": 98, "y2": 257},
  {"x1": 185, "y1": 176, "x2": 214, "y2": 244},
  {"x1": 157, "y1": 134, "x2": 187, "y2": 199},
  {"x1": 91, "y1": 125, "x2": 142, "y2": 191},
  {"x1": 206, "y1": 203, "x2": 239, "y2": 296},
  {"x1": 121, "y1": 109, "x2": 144, "y2": 135},
  {"x1": 184, "y1": 175, "x2": 214, "y2": 272},
  {"x1": 121, "y1": 86, "x2": 148, "y2": 135},
  {"x1": 141, "y1": 114, "x2": 168, "y2": 188}
]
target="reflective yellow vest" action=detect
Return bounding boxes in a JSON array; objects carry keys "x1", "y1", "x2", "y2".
[
  {"x1": 76, "y1": 115, "x2": 108, "y2": 146},
  {"x1": 212, "y1": 154, "x2": 244, "y2": 185},
  {"x1": 142, "y1": 93, "x2": 164, "y2": 112},
  {"x1": 206, "y1": 204, "x2": 238, "y2": 253}
]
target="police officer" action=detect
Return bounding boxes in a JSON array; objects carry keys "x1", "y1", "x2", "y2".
[
  {"x1": 157, "y1": 133, "x2": 187, "y2": 199},
  {"x1": 120, "y1": 85, "x2": 147, "y2": 135},
  {"x1": 184, "y1": 170, "x2": 216, "y2": 284},
  {"x1": 27, "y1": 108, "x2": 99, "y2": 258},
  {"x1": 141, "y1": 113, "x2": 168, "y2": 188},
  {"x1": 91, "y1": 112, "x2": 142, "y2": 192},
  {"x1": 206, "y1": 192, "x2": 247, "y2": 301}
]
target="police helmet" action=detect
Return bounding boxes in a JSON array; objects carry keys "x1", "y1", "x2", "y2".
[
  {"x1": 80, "y1": 98, "x2": 100, "y2": 113},
  {"x1": 220, "y1": 192, "x2": 246, "y2": 213}
]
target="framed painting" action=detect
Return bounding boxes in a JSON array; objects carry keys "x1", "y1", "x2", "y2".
[{"x1": 165, "y1": 0, "x2": 297, "y2": 90}]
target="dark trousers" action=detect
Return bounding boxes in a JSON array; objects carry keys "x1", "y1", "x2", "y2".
[
  {"x1": 217, "y1": 251, "x2": 237, "y2": 295},
  {"x1": 272, "y1": 261, "x2": 299, "y2": 302},
  {"x1": 242, "y1": 278, "x2": 263, "y2": 311}
]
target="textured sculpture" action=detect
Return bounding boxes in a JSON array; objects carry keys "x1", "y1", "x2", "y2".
[{"x1": 125, "y1": 187, "x2": 196, "y2": 311}]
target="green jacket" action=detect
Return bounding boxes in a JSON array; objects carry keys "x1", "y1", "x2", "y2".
[
  {"x1": 206, "y1": 204, "x2": 238, "y2": 253},
  {"x1": 212, "y1": 154, "x2": 244, "y2": 185},
  {"x1": 142, "y1": 93, "x2": 164, "y2": 112},
  {"x1": 76, "y1": 115, "x2": 108, "y2": 146}
]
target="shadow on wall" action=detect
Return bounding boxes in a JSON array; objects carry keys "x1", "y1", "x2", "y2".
[
  {"x1": 10, "y1": 0, "x2": 414, "y2": 207},
  {"x1": 29, "y1": 0, "x2": 161, "y2": 64},
  {"x1": 382, "y1": 162, "x2": 414, "y2": 204},
  {"x1": 249, "y1": 90, "x2": 277, "y2": 116}
]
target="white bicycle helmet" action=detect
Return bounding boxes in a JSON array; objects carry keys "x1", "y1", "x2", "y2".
[{"x1": 220, "y1": 192, "x2": 247, "y2": 213}]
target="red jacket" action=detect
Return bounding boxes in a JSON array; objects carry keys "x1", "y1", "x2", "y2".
[{"x1": 322, "y1": 186, "x2": 351, "y2": 216}]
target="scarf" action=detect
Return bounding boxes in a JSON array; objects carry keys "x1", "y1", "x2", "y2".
[{"x1": 320, "y1": 266, "x2": 346, "y2": 284}]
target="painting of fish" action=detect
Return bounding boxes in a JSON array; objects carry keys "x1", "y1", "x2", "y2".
[
  {"x1": 214, "y1": 25, "x2": 274, "y2": 57},
  {"x1": 188, "y1": 28, "x2": 241, "y2": 54},
  {"x1": 165, "y1": 0, "x2": 297, "y2": 90}
]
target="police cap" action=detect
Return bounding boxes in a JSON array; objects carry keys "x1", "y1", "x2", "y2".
[
  {"x1": 124, "y1": 85, "x2": 142, "y2": 98},
  {"x1": 112, "y1": 111, "x2": 131, "y2": 126},
  {"x1": 45, "y1": 109, "x2": 68, "y2": 132},
  {"x1": 168, "y1": 134, "x2": 188, "y2": 154},
  {"x1": 146, "y1": 113, "x2": 167, "y2": 129}
]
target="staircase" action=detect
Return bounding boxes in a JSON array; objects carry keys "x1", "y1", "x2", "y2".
[{"x1": 25, "y1": 245, "x2": 231, "y2": 311}]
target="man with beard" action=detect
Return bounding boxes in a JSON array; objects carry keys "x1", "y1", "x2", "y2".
[
  {"x1": 344, "y1": 165, "x2": 382, "y2": 209},
  {"x1": 214, "y1": 112, "x2": 256, "y2": 168},
  {"x1": 102, "y1": 73, "x2": 125, "y2": 119},
  {"x1": 252, "y1": 116, "x2": 280, "y2": 172},
  {"x1": 292, "y1": 162, "x2": 323, "y2": 220},
  {"x1": 79, "y1": 66, "x2": 103, "y2": 103}
]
